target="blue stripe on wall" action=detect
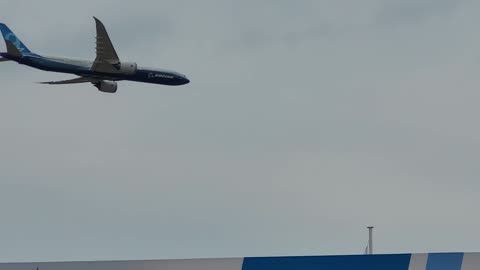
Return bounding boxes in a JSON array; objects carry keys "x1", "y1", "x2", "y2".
[
  {"x1": 242, "y1": 254, "x2": 411, "y2": 270},
  {"x1": 426, "y1": 253, "x2": 464, "y2": 270}
]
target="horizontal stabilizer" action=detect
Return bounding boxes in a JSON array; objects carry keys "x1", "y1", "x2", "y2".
[
  {"x1": 0, "y1": 57, "x2": 10, "y2": 62},
  {"x1": 38, "y1": 77, "x2": 96, "y2": 85}
]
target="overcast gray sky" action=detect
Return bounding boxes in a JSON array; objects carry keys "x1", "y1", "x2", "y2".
[{"x1": 1, "y1": 0, "x2": 480, "y2": 263}]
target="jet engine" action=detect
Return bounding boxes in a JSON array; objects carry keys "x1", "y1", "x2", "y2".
[
  {"x1": 94, "y1": 80, "x2": 118, "y2": 93},
  {"x1": 115, "y1": 62, "x2": 137, "y2": 75}
]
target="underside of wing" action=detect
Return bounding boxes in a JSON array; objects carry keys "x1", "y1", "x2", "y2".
[
  {"x1": 92, "y1": 17, "x2": 121, "y2": 73},
  {"x1": 38, "y1": 77, "x2": 97, "y2": 85}
]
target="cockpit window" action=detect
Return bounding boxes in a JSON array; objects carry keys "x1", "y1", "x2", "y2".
[{"x1": 175, "y1": 72, "x2": 187, "y2": 78}]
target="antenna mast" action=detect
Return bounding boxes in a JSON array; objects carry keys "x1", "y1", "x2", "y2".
[{"x1": 367, "y1": 226, "x2": 374, "y2": 254}]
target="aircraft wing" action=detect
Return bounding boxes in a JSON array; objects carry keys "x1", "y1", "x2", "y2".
[
  {"x1": 92, "y1": 17, "x2": 121, "y2": 73},
  {"x1": 38, "y1": 77, "x2": 97, "y2": 85}
]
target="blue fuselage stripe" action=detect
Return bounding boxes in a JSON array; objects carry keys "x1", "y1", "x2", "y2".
[
  {"x1": 242, "y1": 254, "x2": 412, "y2": 270},
  {"x1": 425, "y1": 253, "x2": 464, "y2": 270},
  {"x1": 22, "y1": 56, "x2": 90, "y2": 73}
]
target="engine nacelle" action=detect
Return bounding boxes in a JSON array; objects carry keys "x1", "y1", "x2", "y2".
[
  {"x1": 117, "y1": 62, "x2": 137, "y2": 75},
  {"x1": 95, "y1": 81, "x2": 118, "y2": 93}
]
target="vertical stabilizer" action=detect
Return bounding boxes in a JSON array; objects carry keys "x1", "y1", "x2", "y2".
[
  {"x1": 0, "y1": 23, "x2": 32, "y2": 55},
  {"x1": 5, "y1": 40, "x2": 23, "y2": 57}
]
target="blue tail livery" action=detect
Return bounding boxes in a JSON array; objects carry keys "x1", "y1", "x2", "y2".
[
  {"x1": 0, "y1": 18, "x2": 189, "y2": 93},
  {"x1": 0, "y1": 23, "x2": 32, "y2": 54}
]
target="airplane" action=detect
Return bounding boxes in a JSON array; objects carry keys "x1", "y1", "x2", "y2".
[{"x1": 0, "y1": 17, "x2": 190, "y2": 93}]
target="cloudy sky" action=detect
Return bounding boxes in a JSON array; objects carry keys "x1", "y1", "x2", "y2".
[{"x1": 1, "y1": 0, "x2": 480, "y2": 263}]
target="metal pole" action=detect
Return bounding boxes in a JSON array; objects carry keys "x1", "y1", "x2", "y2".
[{"x1": 367, "y1": 226, "x2": 374, "y2": 254}]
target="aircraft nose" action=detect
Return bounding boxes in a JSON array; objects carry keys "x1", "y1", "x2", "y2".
[{"x1": 175, "y1": 74, "x2": 190, "y2": 85}]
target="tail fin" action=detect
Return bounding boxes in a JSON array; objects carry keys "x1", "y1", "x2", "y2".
[
  {"x1": 0, "y1": 23, "x2": 32, "y2": 55},
  {"x1": 5, "y1": 40, "x2": 23, "y2": 57}
]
